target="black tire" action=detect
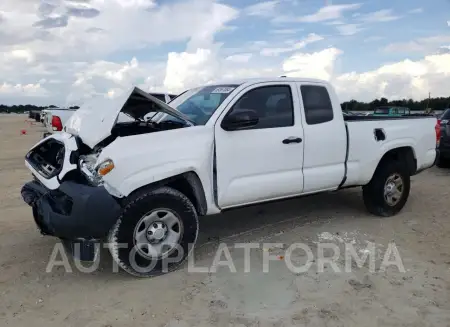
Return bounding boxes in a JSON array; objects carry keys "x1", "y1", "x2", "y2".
[
  {"x1": 436, "y1": 155, "x2": 450, "y2": 168},
  {"x1": 108, "y1": 186, "x2": 199, "y2": 277},
  {"x1": 362, "y1": 160, "x2": 410, "y2": 217}
]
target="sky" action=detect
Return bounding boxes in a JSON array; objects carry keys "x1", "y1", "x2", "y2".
[{"x1": 0, "y1": 0, "x2": 449, "y2": 106}]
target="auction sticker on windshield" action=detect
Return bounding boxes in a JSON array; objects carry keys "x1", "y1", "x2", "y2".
[{"x1": 212, "y1": 87, "x2": 235, "y2": 94}]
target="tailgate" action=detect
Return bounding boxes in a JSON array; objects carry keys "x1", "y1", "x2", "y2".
[{"x1": 25, "y1": 132, "x2": 79, "y2": 190}]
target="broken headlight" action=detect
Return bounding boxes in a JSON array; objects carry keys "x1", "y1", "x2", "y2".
[{"x1": 79, "y1": 153, "x2": 103, "y2": 186}]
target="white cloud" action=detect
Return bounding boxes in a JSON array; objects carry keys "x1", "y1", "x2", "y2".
[
  {"x1": 356, "y1": 9, "x2": 401, "y2": 23},
  {"x1": 1, "y1": 0, "x2": 238, "y2": 60},
  {"x1": 384, "y1": 35, "x2": 450, "y2": 54},
  {"x1": 270, "y1": 29, "x2": 302, "y2": 34},
  {"x1": 164, "y1": 48, "x2": 218, "y2": 92},
  {"x1": 245, "y1": 1, "x2": 279, "y2": 17},
  {"x1": 273, "y1": 3, "x2": 361, "y2": 23},
  {"x1": 0, "y1": 0, "x2": 239, "y2": 104},
  {"x1": 260, "y1": 33, "x2": 324, "y2": 56},
  {"x1": 335, "y1": 24, "x2": 364, "y2": 36},
  {"x1": 225, "y1": 53, "x2": 253, "y2": 63},
  {"x1": 335, "y1": 53, "x2": 450, "y2": 101},
  {"x1": 408, "y1": 8, "x2": 423, "y2": 14},
  {"x1": 3, "y1": 49, "x2": 35, "y2": 63},
  {"x1": 301, "y1": 3, "x2": 362, "y2": 22},
  {"x1": 447, "y1": 20, "x2": 450, "y2": 27},
  {"x1": 0, "y1": 82, "x2": 49, "y2": 97},
  {"x1": 110, "y1": 0, "x2": 157, "y2": 9},
  {"x1": 283, "y1": 48, "x2": 342, "y2": 80},
  {"x1": 364, "y1": 36, "x2": 384, "y2": 43},
  {"x1": 325, "y1": 20, "x2": 345, "y2": 25},
  {"x1": 0, "y1": 0, "x2": 449, "y2": 106},
  {"x1": 66, "y1": 57, "x2": 168, "y2": 105}
]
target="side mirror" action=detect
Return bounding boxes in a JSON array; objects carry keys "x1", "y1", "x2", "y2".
[{"x1": 221, "y1": 109, "x2": 259, "y2": 131}]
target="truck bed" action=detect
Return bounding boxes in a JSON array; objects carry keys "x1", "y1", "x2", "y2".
[
  {"x1": 343, "y1": 115, "x2": 437, "y2": 187},
  {"x1": 344, "y1": 114, "x2": 435, "y2": 121}
]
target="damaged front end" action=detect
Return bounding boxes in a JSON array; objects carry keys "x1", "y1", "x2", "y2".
[
  {"x1": 22, "y1": 132, "x2": 118, "y2": 261},
  {"x1": 26, "y1": 138, "x2": 65, "y2": 179},
  {"x1": 24, "y1": 132, "x2": 80, "y2": 190},
  {"x1": 21, "y1": 178, "x2": 122, "y2": 261},
  {"x1": 21, "y1": 86, "x2": 195, "y2": 261}
]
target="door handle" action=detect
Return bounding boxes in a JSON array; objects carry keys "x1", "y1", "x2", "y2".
[{"x1": 282, "y1": 137, "x2": 302, "y2": 144}]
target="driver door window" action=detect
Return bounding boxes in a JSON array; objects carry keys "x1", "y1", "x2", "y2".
[{"x1": 227, "y1": 86, "x2": 294, "y2": 129}]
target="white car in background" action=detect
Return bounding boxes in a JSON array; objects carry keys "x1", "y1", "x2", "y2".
[
  {"x1": 42, "y1": 92, "x2": 177, "y2": 138},
  {"x1": 42, "y1": 108, "x2": 78, "y2": 138}
]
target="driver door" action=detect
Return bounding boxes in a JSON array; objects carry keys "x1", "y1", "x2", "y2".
[{"x1": 214, "y1": 82, "x2": 305, "y2": 208}]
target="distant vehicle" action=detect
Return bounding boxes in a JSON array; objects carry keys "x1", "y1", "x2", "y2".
[
  {"x1": 40, "y1": 109, "x2": 52, "y2": 125},
  {"x1": 436, "y1": 108, "x2": 450, "y2": 167},
  {"x1": 373, "y1": 106, "x2": 411, "y2": 117},
  {"x1": 41, "y1": 93, "x2": 177, "y2": 138},
  {"x1": 22, "y1": 78, "x2": 438, "y2": 277},
  {"x1": 29, "y1": 110, "x2": 41, "y2": 122},
  {"x1": 43, "y1": 108, "x2": 78, "y2": 138}
]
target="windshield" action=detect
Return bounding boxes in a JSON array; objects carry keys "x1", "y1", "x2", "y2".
[{"x1": 158, "y1": 84, "x2": 239, "y2": 125}]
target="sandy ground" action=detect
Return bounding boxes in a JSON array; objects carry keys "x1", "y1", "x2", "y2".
[{"x1": 1, "y1": 114, "x2": 450, "y2": 327}]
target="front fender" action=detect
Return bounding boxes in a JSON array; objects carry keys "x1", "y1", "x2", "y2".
[{"x1": 114, "y1": 161, "x2": 200, "y2": 197}]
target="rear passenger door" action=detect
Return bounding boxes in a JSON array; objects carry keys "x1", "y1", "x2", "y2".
[
  {"x1": 297, "y1": 83, "x2": 347, "y2": 192},
  {"x1": 215, "y1": 82, "x2": 305, "y2": 208}
]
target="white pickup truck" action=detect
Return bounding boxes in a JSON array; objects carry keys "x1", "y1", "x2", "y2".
[
  {"x1": 21, "y1": 78, "x2": 438, "y2": 277},
  {"x1": 42, "y1": 108, "x2": 78, "y2": 137}
]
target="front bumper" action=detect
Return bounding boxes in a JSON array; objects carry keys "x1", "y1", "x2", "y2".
[{"x1": 21, "y1": 180, "x2": 122, "y2": 240}]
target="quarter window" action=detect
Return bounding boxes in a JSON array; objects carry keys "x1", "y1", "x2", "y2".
[{"x1": 300, "y1": 85, "x2": 334, "y2": 125}]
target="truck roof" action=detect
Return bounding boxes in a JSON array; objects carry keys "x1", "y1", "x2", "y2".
[{"x1": 213, "y1": 77, "x2": 329, "y2": 86}]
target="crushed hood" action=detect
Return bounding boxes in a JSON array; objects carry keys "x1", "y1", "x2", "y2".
[{"x1": 64, "y1": 86, "x2": 192, "y2": 148}]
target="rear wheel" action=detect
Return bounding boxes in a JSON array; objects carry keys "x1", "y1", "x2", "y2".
[
  {"x1": 108, "y1": 187, "x2": 199, "y2": 277},
  {"x1": 362, "y1": 160, "x2": 410, "y2": 217}
]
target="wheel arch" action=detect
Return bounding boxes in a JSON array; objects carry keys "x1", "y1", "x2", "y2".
[
  {"x1": 124, "y1": 171, "x2": 208, "y2": 216},
  {"x1": 373, "y1": 146, "x2": 417, "y2": 179}
]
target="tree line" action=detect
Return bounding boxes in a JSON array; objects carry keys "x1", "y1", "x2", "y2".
[
  {"x1": 0, "y1": 105, "x2": 79, "y2": 113},
  {"x1": 1, "y1": 96, "x2": 450, "y2": 113},
  {"x1": 341, "y1": 96, "x2": 450, "y2": 112}
]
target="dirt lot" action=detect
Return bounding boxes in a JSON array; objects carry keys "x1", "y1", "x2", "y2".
[{"x1": 1, "y1": 114, "x2": 450, "y2": 327}]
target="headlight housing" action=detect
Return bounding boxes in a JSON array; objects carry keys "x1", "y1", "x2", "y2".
[
  {"x1": 96, "y1": 159, "x2": 115, "y2": 176},
  {"x1": 79, "y1": 153, "x2": 102, "y2": 185},
  {"x1": 79, "y1": 154, "x2": 115, "y2": 186}
]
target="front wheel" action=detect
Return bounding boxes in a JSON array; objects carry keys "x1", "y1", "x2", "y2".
[
  {"x1": 108, "y1": 187, "x2": 199, "y2": 277},
  {"x1": 362, "y1": 160, "x2": 410, "y2": 217}
]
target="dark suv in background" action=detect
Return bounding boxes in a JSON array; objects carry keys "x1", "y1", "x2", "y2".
[{"x1": 437, "y1": 108, "x2": 450, "y2": 167}]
